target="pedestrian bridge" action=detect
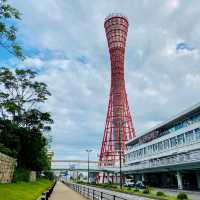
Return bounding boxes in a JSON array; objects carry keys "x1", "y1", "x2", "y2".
[{"x1": 51, "y1": 160, "x2": 118, "y2": 173}]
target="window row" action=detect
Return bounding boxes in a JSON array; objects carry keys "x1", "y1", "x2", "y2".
[
  {"x1": 126, "y1": 128, "x2": 200, "y2": 162},
  {"x1": 127, "y1": 113, "x2": 200, "y2": 151}
]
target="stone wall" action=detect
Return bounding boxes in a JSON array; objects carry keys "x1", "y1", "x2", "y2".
[
  {"x1": 29, "y1": 171, "x2": 36, "y2": 182},
  {"x1": 0, "y1": 152, "x2": 16, "y2": 183}
]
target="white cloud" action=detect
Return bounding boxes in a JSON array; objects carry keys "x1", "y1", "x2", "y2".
[
  {"x1": 8, "y1": 0, "x2": 200, "y2": 160},
  {"x1": 23, "y1": 57, "x2": 44, "y2": 68},
  {"x1": 167, "y1": 0, "x2": 180, "y2": 10},
  {"x1": 186, "y1": 74, "x2": 200, "y2": 88}
]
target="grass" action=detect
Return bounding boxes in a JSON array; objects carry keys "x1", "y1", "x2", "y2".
[
  {"x1": 0, "y1": 179, "x2": 53, "y2": 200},
  {"x1": 121, "y1": 187, "x2": 177, "y2": 200}
]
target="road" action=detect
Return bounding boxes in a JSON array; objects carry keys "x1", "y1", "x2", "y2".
[{"x1": 75, "y1": 184, "x2": 151, "y2": 200}]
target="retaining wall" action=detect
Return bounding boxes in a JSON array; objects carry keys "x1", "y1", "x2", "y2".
[{"x1": 0, "y1": 152, "x2": 16, "y2": 183}]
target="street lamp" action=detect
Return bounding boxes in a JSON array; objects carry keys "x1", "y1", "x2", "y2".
[
  {"x1": 86, "y1": 149, "x2": 93, "y2": 184},
  {"x1": 119, "y1": 120, "x2": 126, "y2": 190}
]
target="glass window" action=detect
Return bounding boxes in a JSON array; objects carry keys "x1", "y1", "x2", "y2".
[
  {"x1": 158, "y1": 142, "x2": 163, "y2": 151},
  {"x1": 195, "y1": 128, "x2": 200, "y2": 140},
  {"x1": 134, "y1": 151, "x2": 137, "y2": 159},
  {"x1": 185, "y1": 130, "x2": 194, "y2": 144},
  {"x1": 147, "y1": 145, "x2": 153, "y2": 154},
  {"x1": 153, "y1": 143, "x2": 158, "y2": 153},
  {"x1": 163, "y1": 139, "x2": 170, "y2": 149},
  {"x1": 177, "y1": 134, "x2": 185, "y2": 145},
  {"x1": 170, "y1": 137, "x2": 177, "y2": 147},
  {"x1": 174, "y1": 122, "x2": 184, "y2": 131},
  {"x1": 138, "y1": 149, "x2": 143, "y2": 157}
]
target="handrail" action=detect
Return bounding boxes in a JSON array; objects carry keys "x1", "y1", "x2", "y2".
[
  {"x1": 39, "y1": 181, "x2": 56, "y2": 200},
  {"x1": 64, "y1": 182, "x2": 127, "y2": 200}
]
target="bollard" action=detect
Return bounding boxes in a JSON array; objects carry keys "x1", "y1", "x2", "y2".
[
  {"x1": 101, "y1": 192, "x2": 103, "y2": 200},
  {"x1": 93, "y1": 190, "x2": 95, "y2": 200},
  {"x1": 40, "y1": 194, "x2": 46, "y2": 200}
]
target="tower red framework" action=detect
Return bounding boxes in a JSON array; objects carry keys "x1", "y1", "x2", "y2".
[{"x1": 99, "y1": 14, "x2": 136, "y2": 167}]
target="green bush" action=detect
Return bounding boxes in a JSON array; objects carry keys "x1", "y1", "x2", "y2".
[
  {"x1": 0, "y1": 143, "x2": 16, "y2": 157},
  {"x1": 142, "y1": 188, "x2": 150, "y2": 194},
  {"x1": 156, "y1": 191, "x2": 166, "y2": 197},
  {"x1": 127, "y1": 187, "x2": 132, "y2": 191},
  {"x1": 134, "y1": 188, "x2": 140, "y2": 192},
  {"x1": 177, "y1": 192, "x2": 188, "y2": 200},
  {"x1": 12, "y1": 168, "x2": 30, "y2": 182},
  {"x1": 100, "y1": 183, "x2": 117, "y2": 189},
  {"x1": 43, "y1": 171, "x2": 54, "y2": 180}
]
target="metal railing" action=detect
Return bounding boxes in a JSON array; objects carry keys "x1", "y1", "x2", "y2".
[
  {"x1": 65, "y1": 182, "x2": 127, "y2": 200},
  {"x1": 39, "y1": 181, "x2": 56, "y2": 200}
]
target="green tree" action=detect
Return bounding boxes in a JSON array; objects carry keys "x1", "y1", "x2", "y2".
[
  {"x1": 0, "y1": 119, "x2": 51, "y2": 171},
  {"x1": 0, "y1": 67, "x2": 53, "y2": 131},
  {"x1": 0, "y1": 0, "x2": 24, "y2": 59}
]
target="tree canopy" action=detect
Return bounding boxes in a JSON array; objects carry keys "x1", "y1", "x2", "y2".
[
  {"x1": 0, "y1": 119, "x2": 51, "y2": 171},
  {"x1": 0, "y1": 0, "x2": 24, "y2": 59},
  {"x1": 0, "y1": 1, "x2": 53, "y2": 173},
  {"x1": 0, "y1": 67, "x2": 53, "y2": 131},
  {"x1": 0, "y1": 68, "x2": 53, "y2": 171}
]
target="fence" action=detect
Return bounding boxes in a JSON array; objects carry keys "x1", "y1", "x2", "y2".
[
  {"x1": 65, "y1": 182, "x2": 127, "y2": 200},
  {"x1": 39, "y1": 181, "x2": 56, "y2": 200}
]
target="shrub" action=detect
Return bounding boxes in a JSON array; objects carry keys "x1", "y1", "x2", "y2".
[
  {"x1": 142, "y1": 188, "x2": 150, "y2": 194},
  {"x1": 177, "y1": 192, "x2": 188, "y2": 200},
  {"x1": 43, "y1": 171, "x2": 54, "y2": 180},
  {"x1": 156, "y1": 191, "x2": 166, "y2": 197},
  {"x1": 134, "y1": 188, "x2": 140, "y2": 192},
  {"x1": 12, "y1": 168, "x2": 30, "y2": 182},
  {"x1": 127, "y1": 187, "x2": 132, "y2": 191}
]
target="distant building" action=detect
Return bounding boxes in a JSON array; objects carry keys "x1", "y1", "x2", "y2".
[{"x1": 124, "y1": 103, "x2": 200, "y2": 190}]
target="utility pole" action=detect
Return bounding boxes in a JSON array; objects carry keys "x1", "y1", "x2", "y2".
[
  {"x1": 86, "y1": 149, "x2": 93, "y2": 184},
  {"x1": 119, "y1": 121, "x2": 126, "y2": 190},
  {"x1": 119, "y1": 122, "x2": 122, "y2": 189}
]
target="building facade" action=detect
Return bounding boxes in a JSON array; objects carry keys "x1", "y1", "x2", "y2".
[{"x1": 124, "y1": 103, "x2": 200, "y2": 190}]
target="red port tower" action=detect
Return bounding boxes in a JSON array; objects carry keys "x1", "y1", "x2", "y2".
[{"x1": 99, "y1": 14, "x2": 136, "y2": 168}]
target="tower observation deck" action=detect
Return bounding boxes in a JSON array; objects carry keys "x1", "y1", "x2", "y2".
[{"x1": 99, "y1": 14, "x2": 136, "y2": 167}]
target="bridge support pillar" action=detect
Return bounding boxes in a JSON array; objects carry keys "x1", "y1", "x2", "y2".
[
  {"x1": 176, "y1": 171, "x2": 183, "y2": 190},
  {"x1": 141, "y1": 174, "x2": 145, "y2": 182},
  {"x1": 196, "y1": 172, "x2": 200, "y2": 190}
]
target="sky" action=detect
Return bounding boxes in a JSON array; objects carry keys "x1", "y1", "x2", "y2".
[{"x1": 2, "y1": 0, "x2": 200, "y2": 161}]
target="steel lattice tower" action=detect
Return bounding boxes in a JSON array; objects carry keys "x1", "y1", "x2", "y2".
[{"x1": 99, "y1": 14, "x2": 136, "y2": 167}]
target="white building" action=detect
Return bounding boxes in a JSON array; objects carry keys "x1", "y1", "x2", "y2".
[{"x1": 124, "y1": 103, "x2": 200, "y2": 190}]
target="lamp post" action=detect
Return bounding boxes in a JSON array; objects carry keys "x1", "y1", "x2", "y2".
[
  {"x1": 119, "y1": 121, "x2": 126, "y2": 190},
  {"x1": 86, "y1": 149, "x2": 93, "y2": 184}
]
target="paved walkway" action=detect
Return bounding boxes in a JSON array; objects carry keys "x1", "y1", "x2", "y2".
[{"x1": 49, "y1": 182, "x2": 87, "y2": 200}]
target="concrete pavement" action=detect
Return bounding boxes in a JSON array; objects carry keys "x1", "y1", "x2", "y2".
[{"x1": 49, "y1": 182, "x2": 87, "y2": 200}]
